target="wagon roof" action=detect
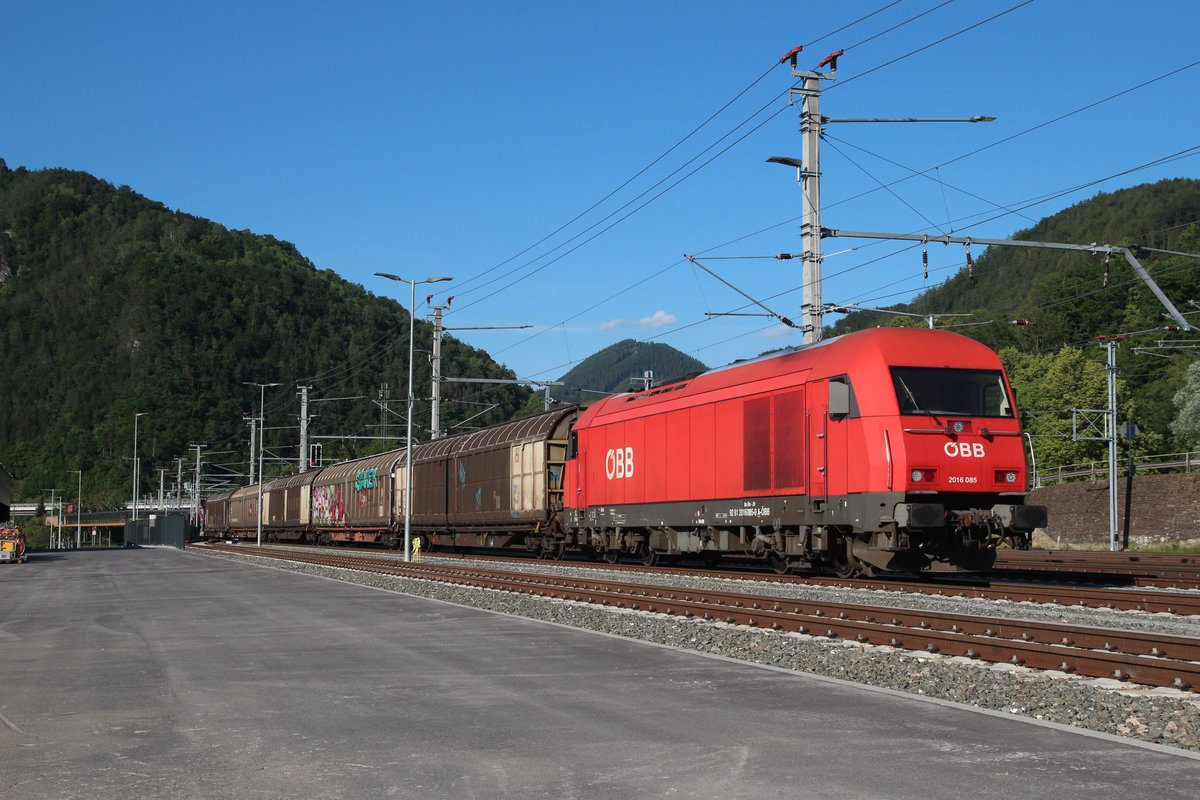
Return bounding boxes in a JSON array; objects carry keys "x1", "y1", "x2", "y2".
[
  {"x1": 230, "y1": 484, "x2": 262, "y2": 501},
  {"x1": 413, "y1": 406, "x2": 577, "y2": 463},
  {"x1": 204, "y1": 490, "x2": 234, "y2": 503},
  {"x1": 265, "y1": 471, "x2": 322, "y2": 492},
  {"x1": 313, "y1": 448, "x2": 406, "y2": 485}
]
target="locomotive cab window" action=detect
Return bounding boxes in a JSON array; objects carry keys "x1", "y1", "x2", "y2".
[
  {"x1": 567, "y1": 430, "x2": 578, "y2": 460},
  {"x1": 890, "y1": 367, "x2": 1014, "y2": 418}
]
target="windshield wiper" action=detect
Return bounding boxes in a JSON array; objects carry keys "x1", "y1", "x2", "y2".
[{"x1": 896, "y1": 376, "x2": 941, "y2": 424}]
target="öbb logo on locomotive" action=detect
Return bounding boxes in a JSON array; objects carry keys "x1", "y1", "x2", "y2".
[
  {"x1": 203, "y1": 328, "x2": 1047, "y2": 577},
  {"x1": 943, "y1": 441, "x2": 986, "y2": 458},
  {"x1": 605, "y1": 447, "x2": 634, "y2": 480}
]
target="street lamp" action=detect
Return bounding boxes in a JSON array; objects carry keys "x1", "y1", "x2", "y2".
[
  {"x1": 73, "y1": 469, "x2": 82, "y2": 549},
  {"x1": 243, "y1": 381, "x2": 282, "y2": 546},
  {"x1": 375, "y1": 272, "x2": 453, "y2": 562},
  {"x1": 47, "y1": 489, "x2": 60, "y2": 549},
  {"x1": 133, "y1": 412, "x2": 147, "y2": 521}
]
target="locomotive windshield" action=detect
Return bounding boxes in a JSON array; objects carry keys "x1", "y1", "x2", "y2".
[{"x1": 890, "y1": 367, "x2": 1013, "y2": 418}]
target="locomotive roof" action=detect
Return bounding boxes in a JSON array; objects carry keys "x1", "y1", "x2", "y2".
[{"x1": 587, "y1": 328, "x2": 1001, "y2": 420}]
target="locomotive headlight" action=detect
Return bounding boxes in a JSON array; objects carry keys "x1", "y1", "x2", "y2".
[
  {"x1": 911, "y1": 469, "x2": 923, "y2": 482},
  {"x1": 1005, "y1": 471, "x2": 1018, "y2": 483},
  {"x1": 951, "y1": 421, "x2": 965, "y2": 434},
  {"x1": 994, "y1": 470, "x2": 1019, "y2": 483}
]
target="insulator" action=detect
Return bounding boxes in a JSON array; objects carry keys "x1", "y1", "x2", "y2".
[
  {"x1": 965, "y1": 239, "x2": 974, "y2": 279},
  {"x1": 921, "y1": 238, "x2": 929, "y2": 280},
  {"x1": 1103, "y1": 253, "x2": 1110, "y2": 288}
]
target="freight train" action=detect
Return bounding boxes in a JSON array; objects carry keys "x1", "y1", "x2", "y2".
[{"x1": 204, "y1": 328, "x2": 1046, "y2": 576}]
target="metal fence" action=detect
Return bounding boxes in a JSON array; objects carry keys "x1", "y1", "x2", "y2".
[
  {"x1": 1037, "y1": 450, "x2": 1200, "y2": 487},
  {"x1": 123, "y1": 515, "x2": 189, "y2": 549}
]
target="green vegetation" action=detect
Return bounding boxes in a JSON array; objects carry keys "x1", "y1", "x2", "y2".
[
  {"x1": 552, "y1": 339, "x2": 707, "y2": 405},
  {"x1": 832, "y1": 179, "x2": 1200, "y2": 471},
  {"x1": 2, "y1": 162, "x2": 1197, "y2": 501},
  {"x1": 0, "y1": 161, "x2": 530, "y2": 504},
  {"x1": 1171, "y1": 362, "x2": 1200, "y2": 448}
]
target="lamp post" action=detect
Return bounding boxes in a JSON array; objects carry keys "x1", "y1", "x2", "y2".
[
  {"x1": 73, "y1": 469, "x2": 82, "y2": 549},
  {"x1": 243, "y1": 382, "x2": 281, "y2": 546},
  {"x1": 133, "y1": 412, "x2": 147, "y2": 521},
  {"x1": 48, "y1": 489, "x2": 60, "y2": 549},
  {"x1": 375, "y1": 272, "x2": 452, "y2": 562}
]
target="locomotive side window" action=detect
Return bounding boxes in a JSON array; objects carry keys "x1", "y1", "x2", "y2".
[
  {"x1": 567, "y1": 430, "x2": 578, "y2": 460},
  {"x1": 890, "y1": 367, "x2": 1014, "y2": 418}
]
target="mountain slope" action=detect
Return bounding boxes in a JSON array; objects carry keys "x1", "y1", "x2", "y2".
[
  {"x1": 829, "y1": 178, "x2": 1200, "y2": 447},
  {"x1": 0, "y1": 161, "x2": 530, "y2": 501},
  {"x1": 832, "y1": 178, "x2": 1200, "y2": 344},
  {"x1": 554, "y1": 339, "x2": 707, "y2": 404}
]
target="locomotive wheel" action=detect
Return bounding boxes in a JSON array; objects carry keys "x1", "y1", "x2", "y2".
[
  {"x1": 832, "y1": 550, "x2": 859, "y2": 579},
  {"x1": 551, "y1": 541, "x2": 567, "y2": 560},
  {"x1": 833, "y1": 553, "x2": 875, "y2": 579}
]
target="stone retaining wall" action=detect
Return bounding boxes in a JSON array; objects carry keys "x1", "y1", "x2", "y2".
[{"x1": 1029, "y1": 472, "x2": 1200, "y2": 547}]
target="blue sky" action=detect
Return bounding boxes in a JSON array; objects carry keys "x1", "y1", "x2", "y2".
[{"x1": 5, "y1": 0, "x2": 1200, "y2": 386}]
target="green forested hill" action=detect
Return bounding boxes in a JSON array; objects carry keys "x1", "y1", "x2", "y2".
[
  {"x1": 0, "y1": 161, "x2": 530, "y2": 504},
  {"x1": 554, "y1": 339, "x2": 707, "y2": 404},
  {"x1": 830, "y1": 178, "x2": 1200, "y2": 459},
  {"x1": 832, "y1": 179, "x2": 1200, "y2": 344}
]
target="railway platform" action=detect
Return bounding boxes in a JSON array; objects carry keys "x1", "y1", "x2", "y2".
[{"x1": 1, "y1": 548, "x2": 1198, "y2": 799}]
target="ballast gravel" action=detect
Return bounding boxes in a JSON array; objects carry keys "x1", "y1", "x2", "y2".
[{"x1": 197, "y1": 547, "x2": 1200, "y2": 753}]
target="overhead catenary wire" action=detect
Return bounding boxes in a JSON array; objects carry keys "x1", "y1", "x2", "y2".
[
  {"x1": 442, "y1": 1, "x2": 1020, "y2": 319},
  {"x1": 204, "y1": 8, "x2": 1200, "y2": 455},
  {"x1": 476, "y1": 38, "x2": 1200, "y2": 381}
]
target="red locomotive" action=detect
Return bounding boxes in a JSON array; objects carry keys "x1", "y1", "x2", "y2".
[
  {"x1": 205, "y1": 328, "x2": 1044, "y2": 575},
  {"x1": 563, "y1": 327, "x2": 1043, "y2": 575}
]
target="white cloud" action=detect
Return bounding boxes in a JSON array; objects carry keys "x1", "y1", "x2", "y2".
[
  {"x1": 762, "y1": 325, "x2": 799, "y2": 339},
  {"x1": 638, "y1": 310, "x2": 677, "y2": 329},
  {"x1": 598, "y1": 318, "x2": 626, "y2": 331}
]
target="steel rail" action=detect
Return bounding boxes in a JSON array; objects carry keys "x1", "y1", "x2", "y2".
[
  {"x1": 204, "y1": 544, "x2": 1200, "y2": 691},
  {"x1": 232, "y1": 541, "x2": 1200, "y2": 615}
]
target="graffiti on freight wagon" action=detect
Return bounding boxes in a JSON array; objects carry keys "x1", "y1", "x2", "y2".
[{"x1": 313, "y1": 485, "x2": 346, "y2": 526}]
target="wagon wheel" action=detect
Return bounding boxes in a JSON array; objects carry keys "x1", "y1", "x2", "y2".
[
  {"x1": 642, "y1": 549, "x2": 659, "y2": 567},
  {"x1": 551, "y1": 540, "x2": 567, "y2": 560},
  {"x1": 770, "y1": 553, "x2": 791, "y2": 575},
  {"x1": 602, "y1": 549, "x2": 621, "y2": 564},
  {"x1": 699, "y1": 551, "x2": 721, "y2": 568}
]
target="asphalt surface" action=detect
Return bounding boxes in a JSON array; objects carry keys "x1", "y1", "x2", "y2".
[{"x1": 2, "y1": 547, "x2": 1199, "y2": 799}]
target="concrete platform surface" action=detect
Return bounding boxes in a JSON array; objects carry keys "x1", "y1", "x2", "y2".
[{"x1": 1, "y1": 548, "x2": 1198, "y2": 799}]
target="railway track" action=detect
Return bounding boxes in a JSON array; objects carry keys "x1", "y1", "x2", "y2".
[
  {"x1": 994, "y1": 549, "x2": 1200, "y2": 590},
  {"x1": 225, "y1": 541, "x2": 1200, "y2": 615},
  {"x1": 203, "y1": 542, "x2": 1200, "y2": 692}
]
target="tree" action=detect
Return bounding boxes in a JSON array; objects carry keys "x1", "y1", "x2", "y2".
[
  {"x1": 1170, "y1": 361, "x2": 1200, "y2": 449},
  {"x1": 1000, "y1": 346, "x2": 1113, "y2": 472}
]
